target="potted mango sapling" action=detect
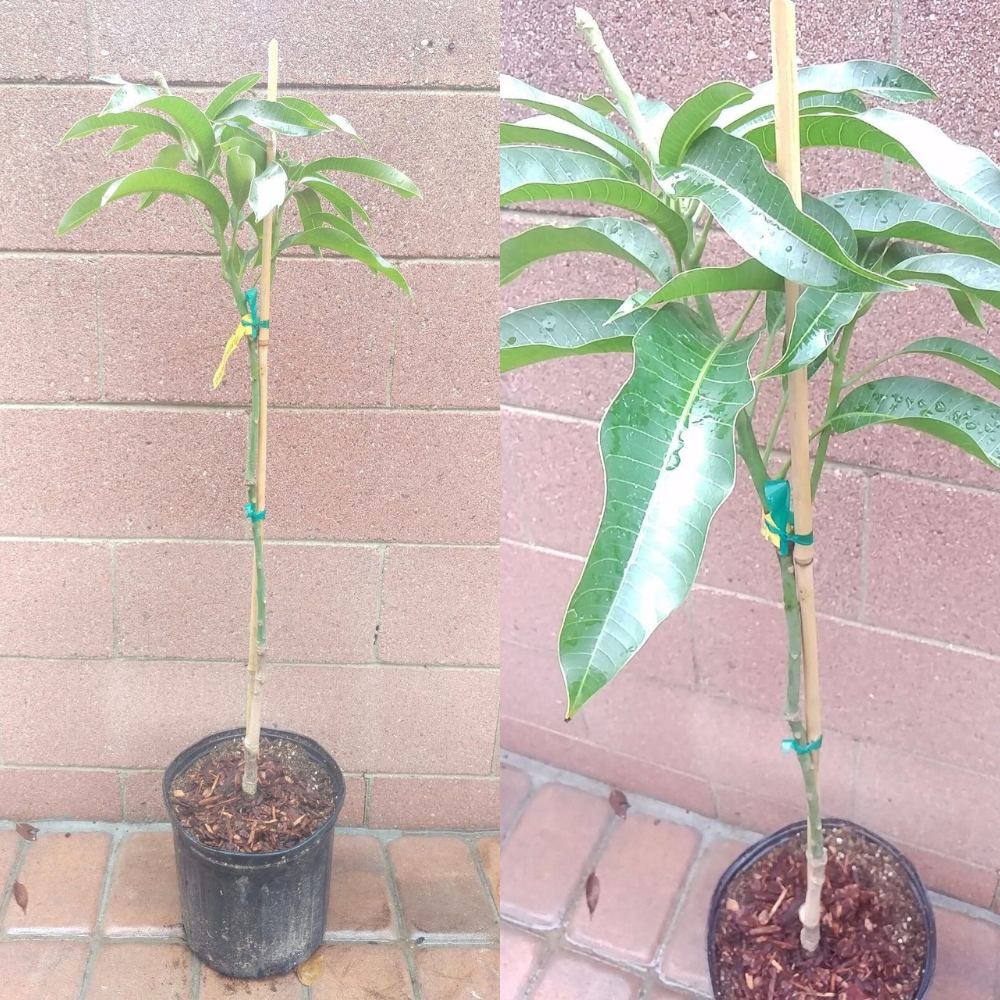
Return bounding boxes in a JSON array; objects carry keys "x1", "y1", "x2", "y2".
[
  {"x1": 502, "y1": 4, "x2": 1000, "y2": 997},
  {"x1": 59, "y1": 42, "x2": 419, "y2": 978}
]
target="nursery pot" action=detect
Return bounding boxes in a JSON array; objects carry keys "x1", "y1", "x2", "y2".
[
  {"x1": 163, "y1": 727, "x2": 346, "y2": 978},
  {"x1": 706, "y1": 819, "x2": 936, "y2": 1000}
]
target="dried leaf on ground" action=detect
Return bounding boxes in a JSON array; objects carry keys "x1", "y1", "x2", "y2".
[
  {"x1": 296, "y1": 950, "x2": 325, "y2": 985},
  {"x1": 12, "y1": 881, "x2": 28, "y2": 914},
  {"x1": 585, "y1": 870, "x2": 600, "y2": 917},
  {"x1": 15, "y1": 823, "x2": 38, "y2": 842},
  {"x1": 609, "y1": 789, "x2": 630, "y2": 818}
]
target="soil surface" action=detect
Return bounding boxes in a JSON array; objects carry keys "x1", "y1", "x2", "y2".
[
  {"x1": 713, "y1": 824, "x2": 928, "y2": 1000},
  {"x1": 168, "y1": 736, "x2": 337, "y2": 853}
]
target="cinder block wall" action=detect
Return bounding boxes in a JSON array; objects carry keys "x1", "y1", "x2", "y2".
[
  {"x1": 0, "y1": 1, "x2": 499, "y2": 830},
  {"x1": 501, "y1": 0, "x2": 1000, "y2": 907}
]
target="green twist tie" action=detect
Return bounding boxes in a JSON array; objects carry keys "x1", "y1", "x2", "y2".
[
  {"x1": 761, "y1": 478, "x2": 814, "y2": 555},
  {"x1": 244, "y1": 503, "x2": 266, "y2": 523},
  {"x1": 242, "y1": 286, "x2": 270, "y2": 340},
  {"x1": 782, "y1": 735, "x2": 823, "y2": 756}
]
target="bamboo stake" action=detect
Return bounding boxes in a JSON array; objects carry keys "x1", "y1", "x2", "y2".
[
  {"x1": 242, "y1": 38, "x2": 279, "y2": 797},
  {"x1": 770, "y1": 0, "x2": 827, "y2": 953}
]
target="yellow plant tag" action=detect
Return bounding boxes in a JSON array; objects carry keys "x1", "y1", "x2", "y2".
[
  {"x1": 761, "y1": 510, "x2": 781, "y2": 549},
  {"x1": 212, "y1": 314, "x2": 252, "y2": 389}
]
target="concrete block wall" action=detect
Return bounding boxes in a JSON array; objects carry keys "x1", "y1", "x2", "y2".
[
  {"x1": 0, "y1": 0, "x2": 499, "y2": 829},
  {"x1": 501, "y1": 0, "x2": 1000, "y2": 907}
]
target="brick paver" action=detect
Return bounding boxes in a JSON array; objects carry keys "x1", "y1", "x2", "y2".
[
  {"x1": 500, "y1": 924, "x2": 544, "y2": 1000},
  {"x1": 532, "y1": 950, "x2": 642, "y2": 1000},
  {"x1": 500, "y1": 764, "x2": 532, "y2": 839},
  {"x1": 0, "y1": 822, "x2": 497, "y2": 999},
  {"x1": 478, "y1": 835, "x2": 500, "y2": 899}
]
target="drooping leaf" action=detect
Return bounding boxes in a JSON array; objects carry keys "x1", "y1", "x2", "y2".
[
  {"x1": 101, "y1": 82, "x2": 159, "y2": 114},
  {"x1": 500, "y1": 115, "x2": 637, "y2": 174},
  {"x1": 304, "y1": 156, "x2": 419, "y2": 197},
  {"x1": 205, "y1": 73, "x2": 263, "y2": 120},
  {"x1": 499, "y1": 298, "x2": 645, "y2": 372},
  {"x1": 136, "y1": 144, "x2": 187, "y2": 210},
  {"x1": 763, "y1": 289, "x2": 866, "y2": 378},
  {"x1": 658, "y1": 81, "x2": 752, "y2": 165},
  {"x1": 500, "y1": 145, "x2": 688, "y2": 258},
  {"x1": 300, "y1": 176, "x2": 372, "y2": 228},
  {"x1": 728, "y1": 91, "x2": 867, "y2": 136},
  {"x1": 286, "y1": 228, "x2": 409, "y2": 293},
  {"x1": 500, "y1": 75, "x2": 651, "y2": 179},
  {"x1": 830, "y1": 376, "x2": 1000, "y2": 469},
  {"x1": 610, "y1": 258, "x2": 782, "y2": 322},
  {"x1": 578, "y1": 93, "x2": 619, "y2": 116},
  {"x1": 292, "y1": 188, "x2": 323, "y2": 254},
  {"x1": 61, "y1": 111, "x2": 182, "y2": 145},
  {"x1": 801, "y1": 192, "x2": 858, "y2": 256},
  {"x1": 886, "y1": 253, "x2": 1000, "y2": 310},
  {"x1": 277, "y1": 96, "x2": 357, "y2": 136},
  {"x1": 501, "y1": 218, "x2": 671, "y2": 286},
  {"x1": 215, "y1": 99, "x2": 327, "y2": 137},
  {"x1": 718, "y1": 60, "x2": 935, "y2": 131},
  {"x1": 248, "y1": 161, "x2": 287, "y2": 220},
  {"x1": 560, "y1": 306, "x2": 757, "y2": 716},
  {"x1": 824, "y1": 189, "x2": 1000, "y2": 263},
  {"x1": 747, "y1": 109, "x2": 1000, "y2": 228},
  {"x1": 655, "y1": 128, "x2": 901, "y2": 292},
  {"x1": 225, "y1": 149, "x2": 256, "y2": 210},
  {"x1": 900, "y1": 337, "x2": 1000, "y2": 390},
  {"x1": 57, "y1": 169, "x2": 229, "y2": 235},
  {"x1": 137, "y1": 95, "x2": 218, "y2": 171},
  {"x1": 949, "y1": 290, "x2": 987, "y2": 329},
  {"x1": 108, "y1": 115, "x2": 176, "y2": 153}
]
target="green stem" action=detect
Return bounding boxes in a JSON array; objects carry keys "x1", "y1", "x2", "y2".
[
  {"x1": 762, "y1": 387, "x2": 788, "y2": 468},
  {"x1": 686, "y1": 213, "x2": 713, "y2": 269},
  {"x1": 840, "y1": 349, "x2": 901, "y2": 393},
  {"x1": 736, "y1": 410, "x2": 768, "y2": 505},
  {"x1": 810, "y1": 321, "x2": 857, "y2": 497}
]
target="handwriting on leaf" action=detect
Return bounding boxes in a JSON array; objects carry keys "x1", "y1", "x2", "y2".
[
  {"x1": 585, "y1": 870, "x2": 600, "y2": 917},
  {"x1": 12, "y1": 881, "x2": 28, "y2": 915}
]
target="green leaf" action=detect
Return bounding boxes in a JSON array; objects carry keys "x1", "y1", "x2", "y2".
[
  {"x1": 655, "y1": 128, "x2": 901, "y2": 292},
  {"x1": 139, "y1": 95, "x2": 217, "y2": 171},
  {"x1": 610, "y1": 258, "x2": 782, "y2": 322},
  {"x1": 500, "y1": 146, "x2": 688, "y2": 259},
  {"x1": 101, "y1": 82, "x2": 159, "y2": 114},
  {"x1": 830, "y1": 376, "x2": 1000, "y2": 469},
  {"x1": 277, "y1": 96, "x2": 357, "y2": 136},
  {"x1": 580, "y1": 93, "x2": 620, "y2": 115},
  {"x1": 220, "y1": 128, "x2": 267, "y2": 172},
  {"x1": 728, "y1": 92, "x2": 867, "y2": 136},
  {"x1": 801, "y1": 192, "x2": 858, "y2": 256},
  {"x1": 286, "y1": 228, "x2": 409, "y2": 293},
  {"x1": 108, "y1": 115, "x2": 175, "y2": 153},
  {"x1": 560, "y1": 306, "x2": 757, "y2": 716},
  {"x1": 225, "y1": 148, "x2": 256, "y2": 209},
  {"x1": 748, "y1": 108, "x2": 1000, "y2": 228},
  {"x1": 248, "y1": 162, "x2": 287, "y2": 220},
  {"x1": 501, "y1": 218, "x2": 671, "y2": 286},
  {"x1": 635, "y1": 94, "x2": 673, "y2": 151},
  {"x1": 500, "y1": 75, "x2": 651, "y2": 180},
  {"x1": 900, "y1": 336, "x2": 1000, "y2": 389},
  {"x1": 215, "y1": 99, "x2": 326, "y2": 137},
  {"x1": 825, "y1": 188, "x2": 1000, "y2": 263},
  {"x1": 500, "y1": 115, "x2": 636, "y2": 174},
  {"x1": 886, "y1": 253, "x2": 1000, "y2": 310},
  {"x1": 304, "y1": 156, "x2": 419, "y2": 198},
  {"x1": 307, "y1": 210, "x2": 372, "y2": 247},
  {"x1": 58, "y1": 169, "x2": 228, "y2": 235},
  {"x1": 205, "y1": 73, "x2": 263, "y2": 120},
  {"x1": 658, "y1": 81, "x2": 752, "y2": 166},
  {"x1": 499, "y1": 298, "x2": 646, "y2": 372},
  {"x1": 136, "y1": 144, "x2": 187, "y2": 210},
  {"x1": 61, "y1": 111, "x2": 182, "y2": 145},
  {"x1": 949, "y1": 290, "x2": 987, "y2": 329},
  {"x1": 301, "y1": 176, "x2": 372, "y2": 228},
  {"x1": 763, "y1": 288, "x2": 865, "y2": 377}
]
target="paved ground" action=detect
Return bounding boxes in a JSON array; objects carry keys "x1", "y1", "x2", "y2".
[
  {"x1": 500, "y1": 752, "x2": 1000, "y2": 1000},
  {"x1": 0, "y1": 821, "x2": 498, "y2": 999}
]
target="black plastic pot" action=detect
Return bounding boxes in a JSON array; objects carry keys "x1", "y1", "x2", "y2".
[
  {"x1": 706, "y1": 818, "x2": 936, "y2": 999},
  {"x1": 163, "y1": 727, "x2": 346, "y2": 978}
]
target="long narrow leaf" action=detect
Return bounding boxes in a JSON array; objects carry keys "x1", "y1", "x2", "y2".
[
  {"x1": 830, "y1": 376, "x2": 1000, "y2": 468},
  {"x1": 501, "y1": 218, "x2": 671, "y2": 286},
  {"x1": 61, "y1": 111, "x2": 182, "y2": 145},
  {"x1": 500, "y1": 115, "x2": 637, "y2": 174},
  {"x1": 658, "y1": 81, "x2": 752, "y2": 165},
  {"x1": 206, "y1": 73, "x2": 263, "y2": 120},
  {"x1": 301, "y1": 176, "x2": 372, "y2": 229},
  {"x1": 277, "y1": 96, "x2": 357, "y2": 136},
  {"x1": 560, "y1": 305, "x2": 757, "y2": 716},
  {"x1": 900, "y1": 337, "x2": 1000, "y2": 389},
  {"x1": 139, "y1": 95, "x2": 217, "y2": 171},
  {"x1": 304, "y1": 156, "x2": 419, "y2": 197},
  {"x1": 887, "y1": 253, "x2": 1000, "y2": 310},
  {"x1": 286, "y1": 228, "x2": 409, "y2": 293},
  {"x1": 500, "y1": 299, "x2": 645, "y2": 372},
  {"x1": 215, "y1": 99, "x2": 327, "y2": 137}
]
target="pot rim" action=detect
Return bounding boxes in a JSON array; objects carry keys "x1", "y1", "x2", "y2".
[
  {"x1": 162, "y1": 726, "x2": 346, "y2": 864},
  {"x1": 706, "y1": 817, "x2": 936, "y2": 999}
]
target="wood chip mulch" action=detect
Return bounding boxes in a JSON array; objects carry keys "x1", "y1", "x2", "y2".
[
  {"x1": 713, "y1": 825, "x2": 928, "y2": 1000},
  {"x1": 168, "y1": 736, "x2": 337, "y2": 853}
]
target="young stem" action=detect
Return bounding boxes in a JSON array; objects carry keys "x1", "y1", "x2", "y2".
[
  {"x1": 763, "y1": 385, "x2": 788, "y2": 467},
  {"x1": 575, "y1": 8, "x2": 658, "y2": 155},
  {"x1": 243, "y1": 39, "x2": 279, "y2": 797},
  {"x1": 810, "y1": 320, "x2": 857, "y2": 497}
]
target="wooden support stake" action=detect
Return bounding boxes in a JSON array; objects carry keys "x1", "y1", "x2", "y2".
[
  {"x1": 770, "y1": 0, "x2": 827, "y2": 952},
  {"x1": 243, "y1": 38, "x2": 279, "y2": 797}
]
